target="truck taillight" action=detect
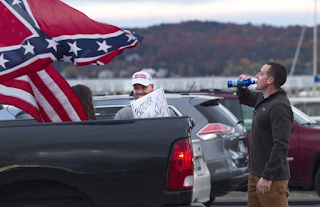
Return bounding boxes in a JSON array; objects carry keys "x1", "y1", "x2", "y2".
[
  {"x1": 167, "y1": 138, "x2": 193, "y2": 190},
  {"x1": 196, "y1": 123, "x2": 235, "y2": 140}
]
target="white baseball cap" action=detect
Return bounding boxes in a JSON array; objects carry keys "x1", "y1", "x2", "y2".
[{"x1": 132, "y1": 71, "x2": 153, "y2": 86}]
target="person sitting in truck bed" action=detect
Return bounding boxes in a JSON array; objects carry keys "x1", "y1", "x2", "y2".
[
  {"x1": 72, "y1": 84, "x2": 97, "y2": 120},
  {"x1": 115, "y1": 71, "x2": 176, "y2": 119}
]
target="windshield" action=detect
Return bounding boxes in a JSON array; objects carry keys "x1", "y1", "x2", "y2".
[{"x1": 292, "y1": 106, "x2": 317, "y2": 125}]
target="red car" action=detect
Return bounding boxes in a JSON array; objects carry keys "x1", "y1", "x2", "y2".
[{"x1": 189, "y1": 89, "x2": 320, "y2": 197}]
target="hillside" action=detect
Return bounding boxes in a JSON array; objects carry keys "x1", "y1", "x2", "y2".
[{"x1": 54, "y1": 21, "x2": 316, "y2": 78}]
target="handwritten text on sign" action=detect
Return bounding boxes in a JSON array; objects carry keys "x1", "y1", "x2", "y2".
[{"x1": 131, "y1": 88, "x2": 170, "y2": 118}]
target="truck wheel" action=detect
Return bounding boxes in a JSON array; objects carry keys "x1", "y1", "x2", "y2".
[
  {"x1": 315, "y1": 167, "x2": 320, "y2": 197},
  {"x1": 204, "y1": 197, "x2": 215, "y2": 207}
]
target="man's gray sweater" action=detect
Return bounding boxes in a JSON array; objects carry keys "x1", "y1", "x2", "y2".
[{"x1": 237, "y1": 88, "x2": 293, "y2": 181}]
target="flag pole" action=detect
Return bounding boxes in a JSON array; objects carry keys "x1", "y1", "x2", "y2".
[{"x1": 313, "y1": 0, "x2": 317, "y2": 96}]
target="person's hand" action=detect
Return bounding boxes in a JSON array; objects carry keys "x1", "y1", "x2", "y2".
[
  {"x1": 238, "y1": 74, "x2": 251, "y2": 89},
  {"x1": 257, "y1": 177, "x2": 272, "y2": 193},
  {"x1": 239, "y1": 74, "x2": 251, "y2": 81}
]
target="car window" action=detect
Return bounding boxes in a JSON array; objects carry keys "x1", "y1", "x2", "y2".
[
  {"x1": 95, "y1": 105, "x2": 180, "y2": 118},
  {"x1": 292, "y1": 106, "x2": 317, "y2": 125},
  {"x1": 222, "y1": 99, "x2": 317, "y2": 130},
  {"x1": 0, "y1": 105, "x2": 33, "y2": 121},
  {"x1": 220, "y1": 99, "x2": 243, "y2": 121},
  {"x1": 241, "y1": 105, "x2": 254, "y2": 131},
  {"x1": 168, "y1": 105, "x2": 181, "y2": 116},
  {"x1": 16, "y1": 111, "x2": 33, "y2": 120},
  {"x1": 196, "y1": 103, "x2": 239, "y2": 127},
  {"x1": 95, "y1": 106, "x2": 123, "y2": 116},
  {"x1": 0, "y1": 108, "x2": 16, "y2": 120},
  {"x1": 220, "y1": 98, "x2": 254, "y2": 131}
]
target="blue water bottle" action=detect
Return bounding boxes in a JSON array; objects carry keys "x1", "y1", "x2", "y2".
[{"x1": 227, "y1": 80, "x2": 256, "y2": 88}]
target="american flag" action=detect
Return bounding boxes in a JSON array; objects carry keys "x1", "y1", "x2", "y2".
[
  {"x1": 0, "y1": 0, "x2": 142, "y2": 122},
  {"x1": 0, "y1": 65, "x2": 88, "y2": 122}
]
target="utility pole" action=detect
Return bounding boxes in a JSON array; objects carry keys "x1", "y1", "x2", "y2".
[{"x1": 313, "y1": 0, "x2": 318, "y2": 96}]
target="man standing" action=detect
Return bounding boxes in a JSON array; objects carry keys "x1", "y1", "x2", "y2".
[
  {"x1": 236, "y1": 62, "x2": 293, "y2": 207},
  {"x1": 115, "y1": 71, "x2": 175, "y2": 119}
]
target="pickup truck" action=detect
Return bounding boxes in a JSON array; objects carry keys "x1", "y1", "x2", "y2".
[{"x1": 0, "y1": 115, "x2": 204, "y2": 207}]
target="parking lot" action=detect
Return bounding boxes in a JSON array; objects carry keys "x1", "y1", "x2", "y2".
[{"x1": 213, "y1": 190, "x2": 320, "y2": 206}]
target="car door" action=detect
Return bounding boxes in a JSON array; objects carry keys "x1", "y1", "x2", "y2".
[{"x1": 288, "y1": 121, "x2": 299, "y2": 180}]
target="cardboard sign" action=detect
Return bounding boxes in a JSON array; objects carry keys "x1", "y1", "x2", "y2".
[{"x1": 131, "y1": 88, "x2": 170, "y2": 118}]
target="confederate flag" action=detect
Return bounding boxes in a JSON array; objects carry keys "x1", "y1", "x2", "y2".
[{"x1": 0, "y1": 0, "x2": 142, "y2": 122}]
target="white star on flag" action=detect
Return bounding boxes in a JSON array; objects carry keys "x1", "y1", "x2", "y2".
[
  {"x1": 0, "y1": 53, "x2": 9, "y2": 68},
  {"x1": 46, "y1": 39, "x2": 59, "y2": 51},
  {"x1": 22, "y1": 41, "x2": 35, "y2": 55},
  {"x1": 126, "y1": 34, "x2": 136, "y2": 42},
  {"x1": 97, "y1": 40, "x2": 112, "y2": 53},
  {"x1": 11, "y1": 0, "x2": 21, "y2": 6},
  {"x1": 67, "y1": 41, "x2": 82, "y2": 57},
  {"x1": 62, "y1": 55, "x2": 72, "y2": 63}
]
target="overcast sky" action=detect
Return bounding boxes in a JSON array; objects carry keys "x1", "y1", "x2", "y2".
[{"x1": 62, "y1": 0, "x2": 316, "y2": 28}]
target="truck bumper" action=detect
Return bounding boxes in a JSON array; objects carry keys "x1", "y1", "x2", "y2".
[
  {"x1": 192, "y1": 161, "x2": 211, "y2": 203},
  {"x1": 210, "y1": 172, "x2": 249, "y2": 194},
  {"x1": 207, "y1": 157, "x2": 249, "y2": 197}
]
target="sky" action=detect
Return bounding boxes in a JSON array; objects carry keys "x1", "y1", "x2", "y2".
[{"x1": 61, "y1": 0, "x2": 317, "y2": 28}]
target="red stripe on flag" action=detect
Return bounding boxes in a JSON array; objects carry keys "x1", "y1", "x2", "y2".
[
  {"x1": 76, "y1": 50, "x2": 122, "y2": 67},
  {"x1": 1, "y1": 78, "x2": 34, "y2": 95},
  {"x1": 44, "y1": 65, "x2": 87, "y2": 121},
  {"x1": 38, "y1": 104, "x2": 51, "y2": 122},
  {"x1": 28, "y1": 72, "x2": 72, "y2": 122},
  {"x1": 0, "y1": 58, "x2": 54, "y2": 84}
]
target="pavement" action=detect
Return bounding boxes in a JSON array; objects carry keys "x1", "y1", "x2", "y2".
[{"x1": 214, "y1": 190, "x2": 320, "y2": 205}]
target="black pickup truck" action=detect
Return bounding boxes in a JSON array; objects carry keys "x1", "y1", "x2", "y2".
[{"x1": 0, "y1": 116, "x2": 203, "y2": 207}]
